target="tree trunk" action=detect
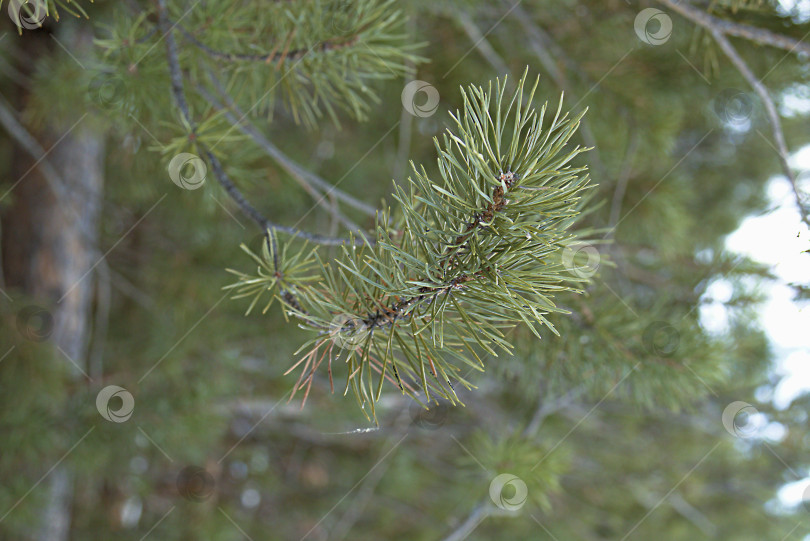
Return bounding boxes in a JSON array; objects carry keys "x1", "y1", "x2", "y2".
[{"x1": 0, "y1": 22, "x2": 104, "y2": 541}]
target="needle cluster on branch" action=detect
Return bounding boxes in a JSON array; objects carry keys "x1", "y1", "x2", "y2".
[
  {"x1": 227, "y1": 72, "x2": 594, "y2": 420},
  {"x1": 98, "y1": 0, "x2": 597, "y2": 420}
]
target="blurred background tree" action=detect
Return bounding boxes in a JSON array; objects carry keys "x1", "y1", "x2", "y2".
[{"x1": 0, "y1": 0, "x2": 808, "y2": 540}]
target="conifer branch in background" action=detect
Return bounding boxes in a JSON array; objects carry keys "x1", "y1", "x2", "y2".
[
  {"x1": 0, "y1": 0, "x2": 90, "y2": 33},
  {"x1": 657, "y1": 0, "x2": 810, "y2": 56},
  {"x1": 198, "y1": 72, "x2": 378, "y2": 218},
  {"x1": 658, "y1": 0, "x2": 810, "y2": 228},
  {"x1": 194, "y1": 80, "x2": 373, "y2": 237},
  {"x1": 227, "y1": 72, "x2": 593, "y2": 420},
  {"x1": 155, "y1": 0, "x2": 363, "y2": 249},
  {"x1": 709, "y1": 28, "x2": 810, "y2": 229}
]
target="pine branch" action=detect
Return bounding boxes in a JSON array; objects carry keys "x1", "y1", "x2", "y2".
[
  {"x1": 196, "y1": 84, "x2": 365, "y2": 235},
  {"x1": 164, "y1": 0, "x2": 421, "y2": 126},
  {"x1": 657, "y1": 0, "x2": 810, "y2": 56},
  {"x1": 510, "y1": 3, "x2": 608, "y2": 185},
  {"x1": 442, "y1": 502, "x2": 490, "y2": 541},
  {"x1": 228, "y1": 71, "x2": 594, "y2": 419},
  {"x1": 155, "y1": 0, "x2": 362, "y2": 248},
  {"x1": 175, "y1": 23, "x2": 362, "y2": 65},
  {"x1": 656, "y1": 0, "x2": 809, "y2": 227},
  {"x1": 708, "y1": 30, "x2": 810, "y2": 228},
  {"x1": 197, "y1": 72, "x2": 377, "y2": 218}
]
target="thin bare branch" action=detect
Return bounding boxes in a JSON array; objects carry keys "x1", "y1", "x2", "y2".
[
  {"x1": 510, "y1": 4, "x2": 607, "y2": 183},
  {"x1": 708, "y1": 28, "x2": 810, "y2": 227},
  {"x1": 608, "y1": 127, "x2": 641, "y2": 232},
  {"x1": 456, "y1": 12, "x2": 511, "y2": 85},
  {"x1": 155, "y1": 0, "x2": 363, "y2": 247},
  {"x1": 0, "y1": 96, "x2": 100, "y2": 243},
  {"x1": 0, "y1": 97, "x2": 69, "y2": 199},
  {"x1": 197, "y1": 74, "x2": 377, "y2": 217},
  {"x1": 442, "y1": 502, "x2": 490, "y2": 541},
  {"x1": 197, "y1": 86, "x2": 363, "y2": 233},
  {"x1": 658, "y1": 0, "x2": 810, "y2": 56}
]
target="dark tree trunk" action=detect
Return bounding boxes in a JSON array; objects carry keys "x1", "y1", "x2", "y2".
[{"x1": 0, "y1": 22, "x2": 104, "y2": 541}]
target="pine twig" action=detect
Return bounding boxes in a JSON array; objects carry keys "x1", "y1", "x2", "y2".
[
  {"x1": 196, "y1": 84, "x2": 365, "y2": 235},
  {"x1": 175, "y1": 23, "x2": 360, "y2": 65},
  {"x1": 227, "y1": 71, "x2": 593, "y2": 415},
  {"x1": 342, "y1": 171, "x2": 520, "y2": 336},
  {"x1": 196, "y1": 73, "x2": 378, "y2": 221},
  {"x1": 155, "y1": 0, "x2": 363, "y2": 247},
  {"x1": 441, "y1": 502, "x2": 491, "y2": 541},
  {"x1": 202, "y1": 72, "x2": 377, "y2": 218},
  {"x1": 657, "y1": 0, "x2": 810, "y2": 56},
  {"x1": 708, "y1": 29, "x2": 810, "y2": 228},
  {"x1": 510, "y1": 4, "x2": 608, "y2": 184},
  {"x1": 608, "y1": 127, "x2": 641, "y2": 233}
]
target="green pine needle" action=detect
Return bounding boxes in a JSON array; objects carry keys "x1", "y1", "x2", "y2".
[{"x1": 227, "y1": 70, "x2": 595, "y2": 421}]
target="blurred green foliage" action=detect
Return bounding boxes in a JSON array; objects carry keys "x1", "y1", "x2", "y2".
[{"x1": 0, "y1": 0, "x2": 808, "y2": 539}]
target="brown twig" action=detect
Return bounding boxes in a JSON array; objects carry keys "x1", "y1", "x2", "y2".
[{"x1": 175, "y1": 22, "x2": 360, "y2": 65}]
